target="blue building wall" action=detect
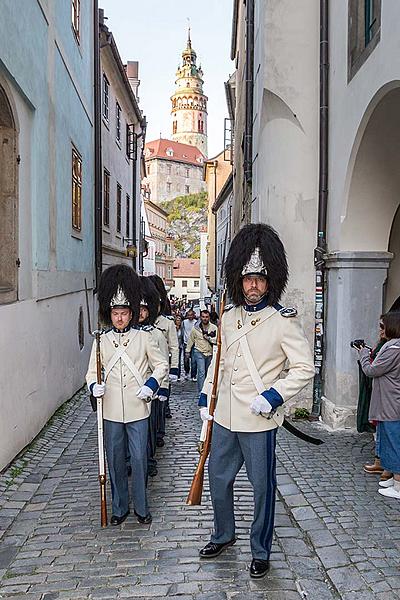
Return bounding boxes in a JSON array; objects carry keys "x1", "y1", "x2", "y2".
[{"x1": 0, "y1": 0, "x2": 94, "y2": 276}]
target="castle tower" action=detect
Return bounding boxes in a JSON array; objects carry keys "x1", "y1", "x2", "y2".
[{"x1": 171, "y1": 29, "x2": 208, "y2": 157}]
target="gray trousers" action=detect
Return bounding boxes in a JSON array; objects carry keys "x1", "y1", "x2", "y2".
[
  {"x1": 104, "y1": 418, "x2": 149, "y2": 518},
  {"x1": 209, "y1": 422, "x2": 277, "y2": 560}
]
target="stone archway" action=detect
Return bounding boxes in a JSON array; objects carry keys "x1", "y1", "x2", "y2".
[
  {"x1": 324, "y1": 85, "x2": 400, "y2": 427},
  {"x1": 0, "y1": 84, "x2": 18, "y2": 304}
]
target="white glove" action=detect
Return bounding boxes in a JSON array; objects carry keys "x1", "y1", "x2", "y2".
[
  {"x1": 200, "y1": 407, "x2": 213, "y2": 422},
  {"x1": 169, "y1": 374, "x2": 178, "y2": 382},
  {"x1": 250, "y1": 395, "x2": 272, "y2": 416},
  {"x1": 136, "y1": 385, "x2": 154, "y2": 402},
  {"x1": 158, "y1": 391, "x2": 168, "y2": 402},
  {"x1": 92, "y1": 382, "x2": 105, "y2": 398}
]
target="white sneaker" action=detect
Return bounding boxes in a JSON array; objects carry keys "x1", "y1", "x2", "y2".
[
  {"x1": 378, "y1": 486, "x2": 400, "y2": 499},
  {"x1": 379, "y1": 477, "x2": 394, "y2": 488}
]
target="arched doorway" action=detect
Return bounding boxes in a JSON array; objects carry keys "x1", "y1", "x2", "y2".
[
  {"x1": 386, "y1": 204, "x2": 400, "y2": 311},
  {"x1": 0, "y1": 84, "x2": 18, "y2": 304}
]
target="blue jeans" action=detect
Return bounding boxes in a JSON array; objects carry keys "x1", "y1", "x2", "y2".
[{"x1": 192, "y1": 348, "x2": 212, "y2": 394}]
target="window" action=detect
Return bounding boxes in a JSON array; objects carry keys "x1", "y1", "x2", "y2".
[
  {"x1": 147, "y1": 163, "x2": 151, "y2": 174},
  {"x1": 185, "y1": 185, "x2": 190, "y2": 194},
  {"x1": 103, "y1": 169, "x2": 110, "y2": 227},
  {"x1": 167, "y1": 164, "x2": 171, "y2": 175},
  {"x1": 71, "y1": 0, "x2": 80, "y2": 42},
  {"x1": 182, "y1": 280, "x2": 188, "y2": 288},
  {"x1": 185, "y1": 167, "x2": 189, "y2": 178},
  {"x1": 72, "y1": 147, "x2": 82, "y2": 231},
  {"x1": 172, "y1": 121, "x2": 177, "y2": 134},
  {"x1": 167, "y1": 266, "x2": 172, "y2": 279},
  {"x1": 126, "y1": 194, "x2": 130, "y2": 238},
  {"x1": 194, "y1": 280, "x2": 199, "y2": 288},
  {"x1": 116, "y1": 102, "x2": 121, "y2": 142},
  {"x1": 167, "y1": 182, "x2": 171, "y2": 193},
  {"x1": 348, "y1": 0, "x2": 381, "y2": 81},
  {"x1": 102, "y1": 74, "x2": 109, "y2": 120},
  {"x1": 116, "y1": 184, "x2": 122, "y2": 233}
]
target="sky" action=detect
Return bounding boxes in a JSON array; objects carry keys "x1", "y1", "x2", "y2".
[{"x1": 100, "y1": 0, "x2": 234, "y2": 158}]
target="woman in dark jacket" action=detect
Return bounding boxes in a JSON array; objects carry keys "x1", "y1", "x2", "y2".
[{"x1": 358, "y1": 312, "x2": 400, "y2": 499}]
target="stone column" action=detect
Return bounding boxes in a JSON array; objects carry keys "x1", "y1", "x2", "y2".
[{"x1": 322, "y1": 251, "x2": 393, "y2": 429}]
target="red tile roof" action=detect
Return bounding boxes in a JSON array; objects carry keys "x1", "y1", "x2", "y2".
[
  {"x1": 173, "y1": 258, "x2": 200, "y2": 278},
  {"x1": 145, "y1": 138, "x2": 205, "y2": 166}
]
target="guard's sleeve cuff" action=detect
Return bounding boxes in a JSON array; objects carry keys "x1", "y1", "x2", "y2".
[
  {"x1": 170, "y1": 367, "x2": 179, "y2": 376},
  {"x1": 145, "y1": 377, "x2": 159, "y2": 393},
  {"x1": 261, "y1": 388, "x2": 283, "y2": 410},
  {"x1": 158, "y1": 387, "x2": 169, "y2": 397},
  {"x1": 89, "y1": 382, "x2": 95, "y2": 394},
  {"x1": 198, "y1": 392, "x2": 208, "y2": 408}
]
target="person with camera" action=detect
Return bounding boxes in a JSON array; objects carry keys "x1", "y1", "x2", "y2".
[
  {"x1": 185, "y1": 309, "x2": 218, "y2": 393},
  {"x1": 355, "y1": 311, "x2": 400, "y2": 499}
]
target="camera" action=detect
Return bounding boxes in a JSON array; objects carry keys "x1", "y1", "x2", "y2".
[{"x1": 350, "y1": 339, "x2": 365, "y2": 349}]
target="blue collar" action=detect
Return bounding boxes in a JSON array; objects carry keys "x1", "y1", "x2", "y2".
[
  {"x1": 112, "y1": 325, "x2": 132, "y2": 333},
  {"x1": 243, "y1": 297, "x2": 269, "y2": 312}
]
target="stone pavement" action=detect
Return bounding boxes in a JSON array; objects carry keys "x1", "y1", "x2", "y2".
[{"x1": 0, "y1": 381, "x2": 399, "y2": 600}]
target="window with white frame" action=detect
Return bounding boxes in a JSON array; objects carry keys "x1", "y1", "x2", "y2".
[{"x1": 102, "y1": 74, "x2": 109, "y2": 121}]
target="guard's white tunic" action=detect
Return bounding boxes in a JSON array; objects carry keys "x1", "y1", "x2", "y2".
[
  {"x1": 202, "y1": 305, "x2": 315, "y2": 432},
  {"x1": 86, "y1": 327, "x2": 169, "y2": 423}
]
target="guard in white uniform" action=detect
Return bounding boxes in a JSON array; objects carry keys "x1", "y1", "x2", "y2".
[
  {"x1": 198, "y1": 224, "x2": 315, "y2": 578},
  {"x1": 86, "y1": 265, "x2": 168, "y2": 526}
]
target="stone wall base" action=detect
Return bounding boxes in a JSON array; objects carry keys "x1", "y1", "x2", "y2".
[{"x1": 320, "y1": 396, "x2": 357, "y2": 430}]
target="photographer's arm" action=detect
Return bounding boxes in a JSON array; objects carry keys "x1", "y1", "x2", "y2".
[{"x1": 359, "y1": 346, "x2": 396, "y2": 377}]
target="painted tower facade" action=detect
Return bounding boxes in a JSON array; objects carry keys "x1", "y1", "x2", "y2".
[{"x1": 171, "y1": 31, "x2": 208, "y2": 157}]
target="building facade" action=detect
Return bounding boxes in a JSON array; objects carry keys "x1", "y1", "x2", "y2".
[
  {"x1": 0, "y1": 0, "x2": 95, "y2": 468},
  {"x1": 228, "y1": 0, "x2": 400, "y2": 426},
  {"x1": 204, "y1": 151, "x2": 232, "y2": 292},
  {"x1": 144, "y1": 198, "x2": 174, "y2": 288},
  {"x1": 144, "y1": 138, "x2": 205, "y2": 204},
  {"x1": 100, "y1": 15, "x2": 145, "y2": 270},
  {"x1": 171, "y1": 31, "x2": 208, "y2": 157},
  {"x1": 170, "y1": 258, "x2": 200, "y2": 301}
]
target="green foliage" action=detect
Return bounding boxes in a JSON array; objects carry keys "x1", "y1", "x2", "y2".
[
  {"x1": 294, "y1": 408, "x2": 310, "y2": 419},
  {"x1": 161, "y1": 191, "x2": 207, "y2": 223}
]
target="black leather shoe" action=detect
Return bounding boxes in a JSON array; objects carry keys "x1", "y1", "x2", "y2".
[
  {"x1": 199, "y1": 539, "x2": 236, "y2": 558},
  {"x1": 110, "y1": 510, "x2": 129, "y2": 526},
  {"x1": 165, "y1": 411, "x2": 172, "y2": 419},
  {"x1": 134, "y1": 510, "x2": 152, "y2": 524},
  {"x1": 156, "y1": 438, "x2": 165, "y2": 448},
  {"x1": 250, "y1": 558, "x2": 270, "y2": 578}
]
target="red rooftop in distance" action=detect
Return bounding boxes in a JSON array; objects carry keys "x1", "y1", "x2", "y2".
[{"x1": 145, "y1": 138, "x2": 205, "y2": 166}]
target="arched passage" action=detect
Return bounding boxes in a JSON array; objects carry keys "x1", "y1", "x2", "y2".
[{"x1": 0, "y1": 84, "x2": 18, "y2": 303}]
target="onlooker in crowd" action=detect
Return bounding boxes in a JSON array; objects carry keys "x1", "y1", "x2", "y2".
[
  {"x1": 357, "y1": 317, "x2": 389, "y2": 478},
  {"x1": 175, "y1": 314, "x2": 184, "y2": 381},
  {"x1": 182, "y1": 309, "x2": 197, "y2": 381},
  {"x1": 186, "y1": 309, "x2": 218, "y2": 393},
  {"x1": 209, "y1": 310, "x2": 219, "y2": 327},
  {"x1": 358, "y1": 311, "x2": 400, "y2": 499}
]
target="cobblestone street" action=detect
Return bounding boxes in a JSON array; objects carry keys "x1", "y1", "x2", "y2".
[{"x1": 0, "y1": 381, "x2": 399, "y2": 600}]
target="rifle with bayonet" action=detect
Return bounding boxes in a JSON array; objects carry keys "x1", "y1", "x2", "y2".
[{"x1": 85, "y1": 279, "x2": 108, "y2": 528}]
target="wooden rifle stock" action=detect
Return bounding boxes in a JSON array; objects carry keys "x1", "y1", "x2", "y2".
[
  {"x1": 95, "y1": 331, "x2": 108, "y2": 528},
  {"x1": 186, "y1": 290, "x2": 227, "y2": 505}
]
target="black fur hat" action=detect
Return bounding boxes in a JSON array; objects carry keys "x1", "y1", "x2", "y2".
[
  {"x1": 97, "y1": 264, "x2": 141, "y2": 327},
  {"x1": 149, "y1": 274, "x2": 172, "y2": 316},
  {"x1": 140, "y1": 277, "x2": 160, "y2": 325},
  {"x1": 224, "y1": 223, "x2": 288, "y2": 307}
]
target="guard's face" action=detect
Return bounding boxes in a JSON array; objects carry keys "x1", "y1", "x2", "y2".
[
  {"x1": 111, "y1": 307, "x2": 132, "y2": 330},
  {"x1": 242, "y1": 275, "x2": 268, "y2": 304},
  {"x1": 139, "y1": 305, "x2": 149, "y2": 324}
]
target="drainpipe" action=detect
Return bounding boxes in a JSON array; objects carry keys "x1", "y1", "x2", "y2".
[
  {"x1": 94, "y1": 2, "x2": 102, "y2": 291},
  {"x1": 244, "y1": 0, "x2": 254, "y2": 187},
  {"x1": 311, "y1": 0, "x2": 329, "y2": 418}
]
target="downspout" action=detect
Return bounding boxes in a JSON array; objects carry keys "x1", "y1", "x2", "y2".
[
  {"x1": 244, "y1": 0, "x2": 254, "y2": 187},
  {"x1": 311, "y1": 0, "x2": 329, "y2": 418},
  {"x1": 131, "y1": 148, "x2": 137, "y2": 271},
  {"x1": 94, "y1": 3, "x2": 102, "y2": 291}
]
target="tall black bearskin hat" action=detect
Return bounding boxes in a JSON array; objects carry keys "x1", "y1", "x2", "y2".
[
  {"x1": 224, "y1": 223, "x2": 288, "y2": 307},
  {"x1": 139, "y1": 277, "x2": 160, "y2": 325},
  {"x1": 97, "y1": 264, "x2": 141, "y2": 327},
  {"x1": 148, "y1": 274, "x2": 172, "y2": 316}
]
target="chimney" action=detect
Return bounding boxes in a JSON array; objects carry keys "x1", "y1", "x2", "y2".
[{"x1": 126, "y1": 61, "x2": 140, "y2": 103}]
